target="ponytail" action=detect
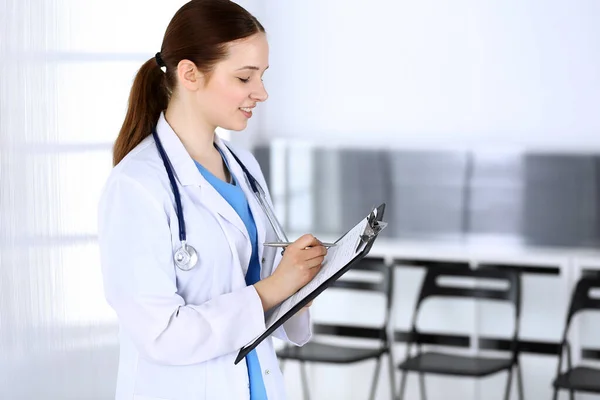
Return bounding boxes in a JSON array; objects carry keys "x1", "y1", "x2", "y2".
[
  {"x1": 113, "y1": 58, "x2": 168, "y2": 166},
  {"x1": 113, "y1": 0, "x2": 266, "y2": 166}
]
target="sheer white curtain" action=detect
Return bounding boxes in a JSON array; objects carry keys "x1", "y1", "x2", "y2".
[{"x1": 0, "y1": 1, "x2": 188, "y2": 398}]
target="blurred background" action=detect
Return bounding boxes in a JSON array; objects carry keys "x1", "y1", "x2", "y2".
[{"x1": 1, "y1": 0, "x2": 599, "y2": 399}]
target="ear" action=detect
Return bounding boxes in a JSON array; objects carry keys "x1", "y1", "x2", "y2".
[{"x1": 176, "y1": 59, "x2": 204, "y2": 91}]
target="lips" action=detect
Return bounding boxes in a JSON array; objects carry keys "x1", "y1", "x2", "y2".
[{"x1": 240, "y1": 108, "x2": 253, "y2": 118}]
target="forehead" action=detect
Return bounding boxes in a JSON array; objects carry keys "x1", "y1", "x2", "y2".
[{"x1": 219, "y1": 33, "x2": 269, "y2": 70}]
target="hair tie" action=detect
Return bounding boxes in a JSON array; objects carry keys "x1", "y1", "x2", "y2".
[{"x1": 155, "y1": 52, "x2": 166, "y2": 72}]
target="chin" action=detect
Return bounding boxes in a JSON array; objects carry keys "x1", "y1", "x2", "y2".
[{"x1": 223, "y1": 121, "x2": 249, "y2": 132}]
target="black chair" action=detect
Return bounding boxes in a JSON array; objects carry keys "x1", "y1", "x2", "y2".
[
  {"x1": 552, "y1": 275, "x2": 600, "y2": 399},
  {"x1": 277, "y1": 256, "x2": 395, "y2": 400},
  {"x1": 397, "y1": 265, "x2": 523, "y2": 400}
]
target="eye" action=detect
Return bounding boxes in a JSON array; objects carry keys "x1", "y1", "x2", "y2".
[{"x1": 238, "y1": 77, "x2": 250, "y2": 83}]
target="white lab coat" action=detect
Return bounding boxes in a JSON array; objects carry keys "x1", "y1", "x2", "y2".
[{"x1": 98, "y1": 113, "x2": 312, "y2": 400}]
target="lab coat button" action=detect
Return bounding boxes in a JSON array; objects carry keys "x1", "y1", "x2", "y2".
[
  {"x1": 261, "y1": 257, "x2": 265, "y2": 263},
  {"x1": 265, "y1": 369, "x2": 270, "y2": 375}
]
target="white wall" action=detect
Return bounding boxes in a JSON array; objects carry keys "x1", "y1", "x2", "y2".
[{"x1": 258, "y1": 0, "x2": 600, "y2": 151}]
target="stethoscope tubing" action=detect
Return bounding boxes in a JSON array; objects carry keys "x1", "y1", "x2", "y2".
[{"x1": 152, "y1": 128, "x2": 288, "y2": 269}]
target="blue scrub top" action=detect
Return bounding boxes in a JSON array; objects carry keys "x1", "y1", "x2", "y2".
[{"x1": 194, "y1": 147, "x2": 268, "y2": 400}]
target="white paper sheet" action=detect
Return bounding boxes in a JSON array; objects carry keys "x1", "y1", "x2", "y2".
[{"x1": 265, "y1": 217, "x2": 370, "y2": 328}]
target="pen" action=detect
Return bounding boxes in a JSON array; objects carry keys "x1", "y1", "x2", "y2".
[{"x1": 263, "y1": 242, "x2": 337, "y2": 248}]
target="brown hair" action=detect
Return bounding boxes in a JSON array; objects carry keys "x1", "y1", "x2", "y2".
[{"x1": 113, "y1": 0, "x2": 265, "y2": 166}]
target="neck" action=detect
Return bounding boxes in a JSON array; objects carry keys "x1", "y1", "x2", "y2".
[{"x1": 164, "y1": 97, "x2": 217, "y2": 161}]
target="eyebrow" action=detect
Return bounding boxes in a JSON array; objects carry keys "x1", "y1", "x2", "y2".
[{"x1": 236, "y1": 65, "x2": 269, "y2": 71}]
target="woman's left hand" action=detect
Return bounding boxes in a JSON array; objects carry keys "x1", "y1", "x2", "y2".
[{"x1": 300, "y1": 300, "x2": 313, "y2": 313}]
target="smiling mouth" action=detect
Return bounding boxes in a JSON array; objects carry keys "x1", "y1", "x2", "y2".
[{"x1": 239, "y1": 107, "x2": 253, "y2": 118}]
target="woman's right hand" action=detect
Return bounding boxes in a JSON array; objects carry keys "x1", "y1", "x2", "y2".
[{"x1": 254, "y1": 234, "x2": 327, "y2": 311}]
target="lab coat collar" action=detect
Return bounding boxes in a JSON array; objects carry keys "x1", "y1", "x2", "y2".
[
  {"x1": 155, "y1": 113, "x2": 251, "y2": 247},
  {"x1": 154, "y1": 113, "x2": 270, "y2": 265},
  {"x1": 213, "y1": 136, "x2": 268, "y2": 264}
]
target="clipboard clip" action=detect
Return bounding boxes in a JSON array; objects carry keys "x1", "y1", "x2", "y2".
[{"x1": 355, "y1": 207, "x2": 388, "y2": 252}]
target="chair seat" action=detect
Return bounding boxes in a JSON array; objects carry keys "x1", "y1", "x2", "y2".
[
  {"x1": 398, "y1": 351, "x2": 513, "y2": 377},
  {"x1": 277, "y1": 342, "x2": 387, "y2": 364},
  {"x1": 554, "y1": 366, "x2": 600, "y2": 393}
]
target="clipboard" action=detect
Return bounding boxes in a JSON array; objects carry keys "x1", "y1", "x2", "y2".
[{"x1": 234, "y1": 203, "x2": 387, "y2": 365}]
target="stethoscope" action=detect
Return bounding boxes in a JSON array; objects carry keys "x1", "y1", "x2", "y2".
[{"x1": 152, "y1": 129, "x2": 289, "y2": 271}]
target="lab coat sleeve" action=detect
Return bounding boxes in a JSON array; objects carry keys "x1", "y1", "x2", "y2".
[
  {"x1": 271, "y1": 309, "x2": 312, "y2": 346},
  {"x1": 235, "y1": 148, "x2": 313, "y2": 346},
  {"x1": 98, "y1": 174, "x2": 266, "y2": 365}
]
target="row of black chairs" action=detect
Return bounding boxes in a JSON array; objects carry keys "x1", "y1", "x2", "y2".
[{"x1": 276, "y1": 257, "x2": 600, "y2": 400}]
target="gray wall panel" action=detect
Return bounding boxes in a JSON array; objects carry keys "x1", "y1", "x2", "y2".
[{"x1": 254, "y1": 144, "x2": 600, "y2": 248}]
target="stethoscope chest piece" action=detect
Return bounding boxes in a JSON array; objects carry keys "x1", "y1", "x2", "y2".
[{"x1": 174, "y1": 242, "x2": 198, "y2": 271}]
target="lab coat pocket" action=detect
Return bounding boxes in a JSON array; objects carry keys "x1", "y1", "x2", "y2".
[
  {"x1": 135, "y1": 360, "x2": 207, "y2": 400},
  {"x1": 206, "y1": 353, "x2": 250, "y2": 400}
]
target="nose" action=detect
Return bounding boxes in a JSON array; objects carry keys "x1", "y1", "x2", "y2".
[{"x1": 251, "y1": 81, "x2": 268, "y2": 102}]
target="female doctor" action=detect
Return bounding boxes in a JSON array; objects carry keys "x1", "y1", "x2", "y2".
[{"x1": 97, "y1": 1, "x2": 326, "y2": 399}]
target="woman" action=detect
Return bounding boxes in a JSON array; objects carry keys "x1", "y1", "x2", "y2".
[{"x1": 97, "y1": 1, "x2": 326, "y2": 399}]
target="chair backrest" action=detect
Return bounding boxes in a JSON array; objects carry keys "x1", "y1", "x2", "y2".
[
  {"x1": 412, "y1": 265, "x2": 522, "y2": 342},
  {"x1": 564, "y1": 275, "x2": 600, "y2": 332},
  {"x1": 312, "y1": 256, "x2": 394, "y2": 341}
]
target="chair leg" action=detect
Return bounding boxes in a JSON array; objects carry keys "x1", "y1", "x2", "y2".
[
  {"x1": 503, "y1": 367, "x2": 514, "y2": 400},
  {"x1": 516, "y1": 364, "x2": 524, "y2": 400},
  {"x1": 418, "y1": 373, "x2": 427, "y2": 400},
  {"x1": 300, "y1": 361, "x2": 311, "y2": 400},
  {"x1": 368, "y1": 356, "x2": 383, "y2": 400},
  {"x1": 398, "y1": 370, "x2": 408, "y2": 400},
  {"x1": 387, "y1": 352, "x2": 397, "y2": 400},
  {"x1": 569, "y1": 389, "x2": 575, "y2": 400},
  {"x1": 552, "y1": 387, "x2": 559, "y2": 400}
]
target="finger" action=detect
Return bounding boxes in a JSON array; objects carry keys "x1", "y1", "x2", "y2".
[
  {"x1": 308, "y1": 263, "x2": 323, "y2": 278},
  {"x1": 292, "y1": 234, "x2": 320, "y2": 250},
  {"x1": 304, "y1": 256, "x2": 324, "y2": 269},
  {"x1": 302, "y1": 245, "x2": 327, "y2": 260}
]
